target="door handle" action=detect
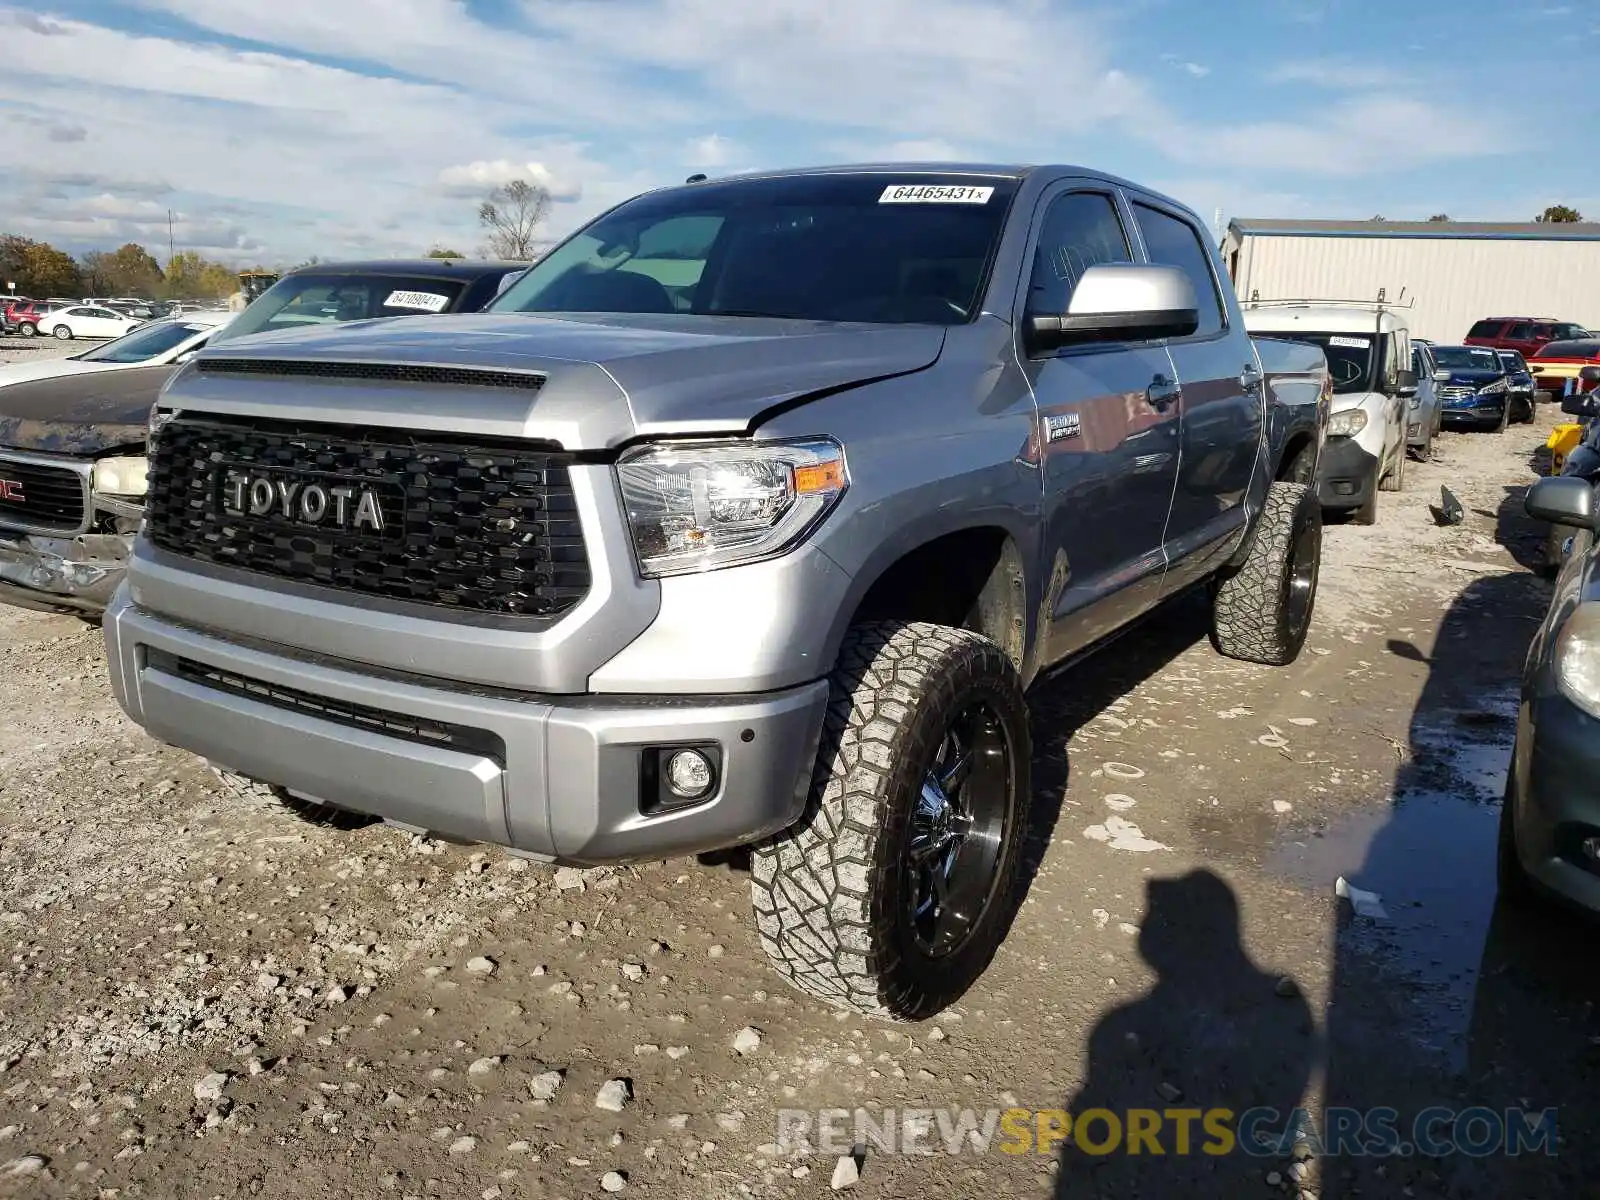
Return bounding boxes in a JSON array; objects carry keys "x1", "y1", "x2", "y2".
[
  {"x1": 1240, "y1": 362, "x2": 1263, "y2": 392},
  {"x1": 1147, "y1": 373, "x2": 1180, "y2": 411}
]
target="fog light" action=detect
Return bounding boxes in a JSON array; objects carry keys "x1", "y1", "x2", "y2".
[{"x1": 665, "y1": 749, "x2": 715, "y2": 799}]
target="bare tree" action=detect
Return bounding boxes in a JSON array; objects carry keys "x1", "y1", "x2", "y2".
[{"x1": 477, "y1": 180, "x2": 551, "y2": 259}]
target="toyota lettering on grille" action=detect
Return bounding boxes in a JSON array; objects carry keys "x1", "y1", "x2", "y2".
[
  {"x1": 219, "y1": 468, "x2": 386, "y2": 533},
  {"x1": 0, "y1": 479, "x2": 24, "y2": 503}
]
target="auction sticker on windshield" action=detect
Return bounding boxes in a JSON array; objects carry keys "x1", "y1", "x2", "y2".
[
  {"x1": 384, "y1": 290, "x2": 451, "y2": 312},
  {"x1": 1328, "y1": 336, "x2": 1371, "y2": 349},
  {"x1": 879, "y1": 184, "x2": 995, "y2": 204}
]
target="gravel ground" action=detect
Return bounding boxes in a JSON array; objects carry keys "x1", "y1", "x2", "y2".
[
  {"x1": 0, "y1": 337, "x2": 85, "y2": 366},
  {"x1": 0, "y1": 411, "x2": 1591, "y2": 1198}
]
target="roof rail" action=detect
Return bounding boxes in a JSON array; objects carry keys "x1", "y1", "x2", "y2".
[{"x1": 1244, "y1": 287, "x2": 1415, "y2": 310}]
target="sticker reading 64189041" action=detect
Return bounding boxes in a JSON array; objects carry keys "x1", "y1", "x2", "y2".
[
  {"x1": 879, "y1": 184, "x2": 995, "y2": 205},
  {"x1": 384, "y1": 290, "x2": 451, "y2": 312}
]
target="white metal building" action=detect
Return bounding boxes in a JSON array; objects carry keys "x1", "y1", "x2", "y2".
[{"x1": 1222, "y1": 219, "x2": 1600, "y2": 343}]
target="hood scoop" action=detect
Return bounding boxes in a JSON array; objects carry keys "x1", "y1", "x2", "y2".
[{"x1": 195, "y1": 358, "x2": 547, "y2": 391}]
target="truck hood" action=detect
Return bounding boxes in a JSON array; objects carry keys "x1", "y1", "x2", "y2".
[
  {"x1": 172, "y1": 312, "x2": 948, "y2": 450},
  {"x1": 1440, "y1": 369, "x2": 1504, "y2": 387},
  {"x1": 0, "y1": 363, "x2": 173, "y2": 454}
]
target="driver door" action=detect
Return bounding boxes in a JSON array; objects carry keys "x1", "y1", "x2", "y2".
[{"x1": 1019, "y1": 185, "x2": 1183, "y2": 667}]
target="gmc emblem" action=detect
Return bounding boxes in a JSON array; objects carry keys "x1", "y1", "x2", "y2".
[{"x1": 0, "y1": 479, "x2": 23, "y2": 503}]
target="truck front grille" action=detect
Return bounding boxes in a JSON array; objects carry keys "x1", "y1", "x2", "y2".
[
  {"x1": 0, "y1": 454, "x2": 88, "y2": 534},
  {"x1": 145, "y1": 415, "x2": 590, "y2": 618}
]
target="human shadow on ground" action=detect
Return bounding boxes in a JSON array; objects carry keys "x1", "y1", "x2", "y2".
[{"x1": 1050, "y1": 868, "x2": 1318, "y2": 1198}]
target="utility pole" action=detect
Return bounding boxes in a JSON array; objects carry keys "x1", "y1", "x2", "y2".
[{"x1": 167, "y1": 210, "x2": 175, "y2": 265}]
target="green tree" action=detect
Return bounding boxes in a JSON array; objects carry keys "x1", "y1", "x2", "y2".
[
  {"x1": 163, "y1": 250, "x2": 238, "y2": 301},
  {"x1": 1427, "y1": 213, "x2": 1450, "y2": 222},
  {"x1": 427, "y1": 245, "x2": 464, "y2": 258},
  {"x1": 1536, "y1": 204, "x2": 1583, "y2": 223},
  {"x1": 0, "y1": 235, "x2": 83, "y2": 297},
  {"x1": 82, "y1": 242, "x2": 163, "y2": 296}
]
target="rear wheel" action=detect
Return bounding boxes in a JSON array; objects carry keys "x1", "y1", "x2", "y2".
[
  {"x1": 17, "y1": 322, "x2": 36, "y2": 338},
  {"x1": 210, "y1": 766, "x2": 381, "y2": 831},
  {"x1": 51, "y1": 325, "x2": 71, "y2": 340},
  {"x1": 1210, "y1": 481, "x2": 1321, "y2": 666},
  {"x1": 751, "y1": 621, "x2": 1030, "y2": 1020}
]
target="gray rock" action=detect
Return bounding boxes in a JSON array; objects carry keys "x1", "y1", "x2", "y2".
[
  {"x1": 553, "y1": 867, "x2": 587, "y2": 891},
  {"x1": 601, "y1": 1171, "x2": 628, "y2": 1192},
  {"x1": 529, "y1": 1070, "x2": 565, "y2": 1101},
  {"x1": 3, "y1": 1155, "x2": 47, "y2": 1178},
  {"x1": 732, "y1": 1026, "x2": 763, "y2": 1056},
  {"x1": 830, "y1": 1154, "x2": 860, "y2": 1190},
  {"x1": 595, "y1": 1079, "x2": 631, "y2": 1112},
  {"x1": 468, "y1": 1056, "x2": 502, "y2": 1076},
  {"x1": 448, "y1": 1136, "x2": 477, "y2": 1154},
  {"x1": 193, "y1": 1072, "x2": 230, "y2": 1103},
  {"x1": 621, "y1": 963, "x2": 645, "y2": 982},
  {"x1": 466, "y1": 957, "x2": 497, "y2": 976}
]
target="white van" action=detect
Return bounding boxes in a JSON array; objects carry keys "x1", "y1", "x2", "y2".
[{"x1": 1242, "y1": 302, "x2": 1414, "y2": 524}]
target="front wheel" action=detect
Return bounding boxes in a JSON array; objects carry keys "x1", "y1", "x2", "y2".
[
  {"x1": 1210, "y1": 481, "x2": 1322, "y2": 666},
  {"x1": 1493, "y1": 404, "x2": 1510, "y2": 434},
  {"x1": 51, "y1": 325, "x2": 72, "y2": 340},
  {"x1": 1497, "y1": 774, "x2": 1535, "y2": 905},
  {"x1": 751, "y1": 621, "x2": 1031, "y2": 1020},
  {"x1": 1379, "y1": 443, "x2": 1406, "y2": 491}
]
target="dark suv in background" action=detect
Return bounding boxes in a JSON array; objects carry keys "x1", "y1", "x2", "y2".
[{"x1": 1466, "y1": 317, "x2": 1592, "y2": 360}]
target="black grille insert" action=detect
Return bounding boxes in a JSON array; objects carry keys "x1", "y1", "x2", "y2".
[
  {"x1": 195, "y1": 358, "x2": 545, "y2": 390},
  {"x1": 155, "y1": 651, "x2": 505, "y2": 763},
  {"x1": 145, "y1": 416, "x2": 590, "y2": 617},
  {"x1": 0, "y1": 456, "x2": 86, "y2": 533}
]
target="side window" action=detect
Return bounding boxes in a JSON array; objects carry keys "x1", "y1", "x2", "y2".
[
  {"x1": 1131, "y1": 202, "x2": 1225, "y2": 337},
  {"x1": 1507, "y1": 323, "x2": 1534, "y2": 339},
  {"x1": 1532, "y1": 324, "x2": 1553, "y2": 340},
  {"x1": 1025, "y1": 191, "x2": 1132, "y2": 318},
  {"x1": 1467, "y1": 319, "x2": 1501, "y2": 338}
]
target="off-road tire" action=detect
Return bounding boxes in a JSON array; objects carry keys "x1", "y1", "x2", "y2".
[
  {"x1": 1210, "y1": 481, "x2": 1321, "y2": 666},
  {"x1": 750, "y1": 621, "x2": 1031, "y2": 1021},
  {"x1": 210, "y1": 765, "x2": 380, "y2": 831}
]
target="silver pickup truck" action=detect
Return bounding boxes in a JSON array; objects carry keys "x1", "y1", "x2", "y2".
[{"x1": 105, "y1": 165, "x2": 1328, "y2": 1019}]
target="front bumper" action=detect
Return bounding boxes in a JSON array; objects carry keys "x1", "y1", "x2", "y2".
[
  {"x1": 1315, "y1": 434, "x2": 1378, "y2": 511},
  {"x1": 1440, "y1": 395, "x2": 1505, "y2": 425},
  {"x1": 1508, "y1": 690, "x2": 1600, "y2": 913},
  {"x1": 0, "y1": 530, "x2": 131, "y2": 613},
  {"x1": 103, "y1": 590, "x2": 831, "y2": 864}
]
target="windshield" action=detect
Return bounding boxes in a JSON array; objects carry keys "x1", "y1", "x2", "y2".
[
  {"x1": 1273, "y1": 333, "x2": 1374, "y2": 394},
  {"x1": 1552, "y1": 323, "x2": 1591, "y2": 340},
  {"x1": 212, "y1": 274, "x2": 467, "y2": 343},
  {"x1": 1432, "y1": 346, "x2": 1501, "y2": 370},
  {"x1": 74, "y1": 318, "x2": 212, "y2": 363},
  {"x1": 491, "y1": 173, "x2": 1019, "y2": 325},
  {"x1": 1496, "y1": 352, "x2": 1526, "y2": 372}
]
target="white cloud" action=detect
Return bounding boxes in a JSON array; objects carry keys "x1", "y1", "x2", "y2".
[
  {"x1": 436, "y1": 160, "x2": 585, "y2": 202},
  {"x1": 1267, "y1": 58, "x2": 1406, "y2": 89},
  {"x1": 684, "y1": 135, "x2": 743, "y2": 170},
  {"x1": 1160, "y1": 53, "x2": 1210, "y2": 78}
]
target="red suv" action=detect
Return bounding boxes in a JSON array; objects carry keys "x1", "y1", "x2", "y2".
[
  {"x1": 2, "y1": 301, "x2": 62, "y2": 338},
  {"x1": 1465, "y1": 317, "x2": 1592, "y2": 359}
]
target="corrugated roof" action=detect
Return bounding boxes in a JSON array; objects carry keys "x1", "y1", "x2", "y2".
[{"x1": 1229, "y1": 217, "x2": 1600, "y2": 241}]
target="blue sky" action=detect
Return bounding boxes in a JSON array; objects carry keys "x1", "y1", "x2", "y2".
[{"x1": 0, "y1": 0, "x2": 1593, "y2": 265}]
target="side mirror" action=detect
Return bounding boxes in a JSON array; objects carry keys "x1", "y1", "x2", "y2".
[
  {"x1": 1025, "y1": 264, "x2": 1199, "y2": 352},
  {"x1": 1562, "y1": 391, "x2": 1600, "y2": 418},
  {"x1": 1394, "y1": 367, "x2": 1418, "y2": 395},
  {"x1": 1526, "y1": 475, "x2": 1598, "y2": 530},
  {"x1": 1432, "y1": 369, "x2": 1450, "y2": 382}
]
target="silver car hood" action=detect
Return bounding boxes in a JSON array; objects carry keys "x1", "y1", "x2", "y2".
[{"x1": 166, "y1": 312, "x2": 947, "y2": 450}]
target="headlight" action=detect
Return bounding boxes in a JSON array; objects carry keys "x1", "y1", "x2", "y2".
[
  {"x1": 1555, "y1": 604, "x2": 1600, "y2": 718},
  {"x1": 1328, "y1": 409, "x2": 1368, "y2": 437},
  {"x1": 617, "y1": 438, "x2": 847, "y2": 577},
  {"x1": 92, "y1": 455, "x2": 149, "y2": 497},
  {"x1": 1479, "y1": 378, "x2": 1509, "y2": 395}
]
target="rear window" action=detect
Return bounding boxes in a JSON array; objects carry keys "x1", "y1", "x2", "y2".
[
  {"x1": 1467, "y1": 319, "x2": 1503, "y2": 338},
  {"x1": 212, "y1": 274, "x2": 468, "y2": 343}
]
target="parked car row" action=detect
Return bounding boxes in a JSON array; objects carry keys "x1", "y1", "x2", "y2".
[{"x1": 1, "y1": 295, "x2": 222, "y2": 338}]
